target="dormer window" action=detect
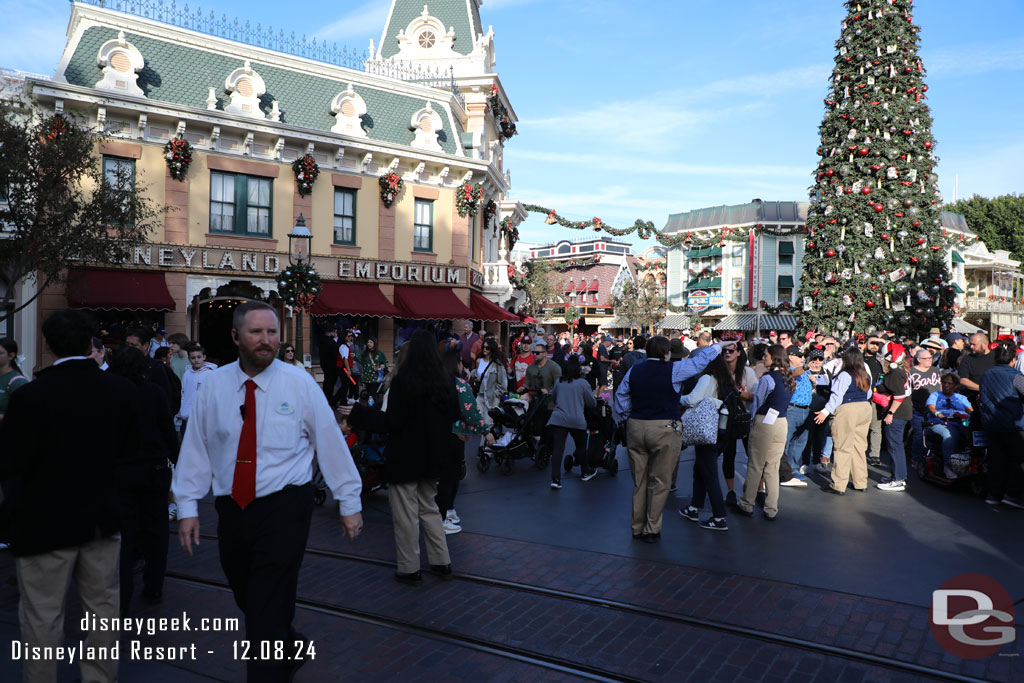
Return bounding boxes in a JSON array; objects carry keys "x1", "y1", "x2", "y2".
[
  {"x1": 95, "y1": 31, "x2": 145, "y2": 98},
  {"x1": 418, "y1": 31, "x2": 436, "y2": 49}
]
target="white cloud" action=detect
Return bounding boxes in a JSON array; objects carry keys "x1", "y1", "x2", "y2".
[
  {"x1": 508, "y1": 149, "x2": 807, "y2": 179},
  {"x1": 925, "y1": 42, "x2": 1024, "y2": 77}
]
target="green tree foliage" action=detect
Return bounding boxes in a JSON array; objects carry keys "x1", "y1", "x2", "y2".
[
  {"x1": 517, "y1": 258, "x2": 563, "y2": 318},
  {"x1": 0, "y1": 101, "x2": 163, "y2": 322},
  {"x1": 946, "y1": 194, "x2": 1024, "y2": 262},
  {"x1": 797, "y1": 0, "x2": 955, "y2": 338}
]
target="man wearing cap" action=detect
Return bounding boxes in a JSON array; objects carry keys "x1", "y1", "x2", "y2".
[
  {"x1": 512, "y1": 336, "x2": 535, "y2": 392},
  {"x1": 942, "y1": 333, "x2": 966, "y2": 370},
  {"x1": 597, "y1": 335, "x2": 614, "y2": 387},
  {"x1": 780, "y1": 345, "x2": 812, "y2": 487},
  {"x1": 925, "y1": 327, "x2": 948, "y2": 350},
  {"x1": 149, "y1": 328, "x2": 170, "y2": 359}
]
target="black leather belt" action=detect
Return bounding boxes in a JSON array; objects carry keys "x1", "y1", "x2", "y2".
[{"x1": 790, "y1": 403, "x2": 810, "y2": 408}]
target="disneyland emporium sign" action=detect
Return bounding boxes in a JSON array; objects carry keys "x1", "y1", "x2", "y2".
[{"x1": 127, "y1": 244, "x2": 468, "y2": 286}]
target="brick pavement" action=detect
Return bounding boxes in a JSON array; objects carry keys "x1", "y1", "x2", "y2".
[{"x1": 249, "y1": 497, "x2": 1020, "y2": 683}]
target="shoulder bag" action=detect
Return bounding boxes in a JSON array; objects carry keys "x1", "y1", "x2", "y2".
[{"x1": 681, "y1": 396, "x2": 722, "y2": 446}]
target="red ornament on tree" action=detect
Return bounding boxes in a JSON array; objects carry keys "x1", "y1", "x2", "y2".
[
  {"x1": 858, "y1": 147, "x2": 870, "y2": 156},
  {"x1": 865, "y1": 300, "x2": 876, "y2": 309},
  {"x1": 881, "y1": 233, "x2": 889, "y2": 240},
  {"x1": 861, "y1": 186, "x2": 871, "y2": 195},
  {"x1": 873, "y1": 204, "x2": 884, "y2": 213},
  {"x1": 826, "y1": 249, "x2": 836, "y2": 258},
  {"x1": 924, "y1": 140, "x2": 933, "y2": 149},
  {"x1": 916, "y1": 237, "x2": 926, "y2": 245}
]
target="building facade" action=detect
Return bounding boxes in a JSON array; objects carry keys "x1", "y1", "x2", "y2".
[
  {"x1": 663, "y1": 200, "x2": 1014, "y2": 336},
  {"x1": 8, "y1": 0, "x2": 525, "y2": 368}
]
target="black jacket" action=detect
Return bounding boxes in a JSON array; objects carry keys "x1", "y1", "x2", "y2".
[
  {"x1": 349, "y1": 376, "x2": 459, "y2": 484},
  {"x1": 0, "y1": 359, "x2": 141, "y2": 556}
]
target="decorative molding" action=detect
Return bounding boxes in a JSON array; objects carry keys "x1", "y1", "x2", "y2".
[
  {"x1": 205, "y1": 233, "x2": 280, "y2": 250},
  {"x1": 136, "y1": 113, "x2": 146, "y2": 138},
  {"x1": 413, "y1": 186, "x2": 440, "y2": 200},
  {"x1": 361, "y1": 153, "x2": 374, "y2": 173},
  {"x1": 409, "y1": 102, "x2": 443, "y2": 152},
  {"x1": 330, "y1": 84, "x2": 368, "y2": 139},
  {"x1": 94, "y1": 30, "x2": 145, "y2": 97},
  {"x1": 98, "y1": 139, "x2": 142, "y2": 159},
  {"x1": 437, "y1": 166, "x2": 450, "y2": 185},
  {"x1": 331, "y1": 173, "x2": 363, "y2": 189},
  {"x1": 206, "y1": 153, "x2": 281, "y2": 177},
  {"x1": 223, "y1": 60, "x2": 266, "y2": 119}
]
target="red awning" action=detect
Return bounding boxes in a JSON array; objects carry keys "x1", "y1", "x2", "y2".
[
  {"x1": 469, "y1": 292, "x2": 519, "y2": 322},
  {"x1": 394, "y1": 286, "x2": 476, "y2": 320},
  {"x1": 518, "y1": 312, "x2": 538, "y2": 324},
  {"x1": 310, "y1": 282, "x2": 402, "y2": 318},
  {"x1": 67, "y1": 269, "x2": 175, "y2": 311}
]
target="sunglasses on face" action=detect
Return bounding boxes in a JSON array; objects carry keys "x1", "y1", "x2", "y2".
[{"x1": 532, "y1": 350, "x2": 544, "y2": 355}]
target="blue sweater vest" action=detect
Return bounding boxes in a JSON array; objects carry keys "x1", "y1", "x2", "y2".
[
  {"x1": 756, "y1": 370, "x2": 792, "y2": 418},
  {"x1": 630, "y1": 360, "x2": 679, "y2": 421}
]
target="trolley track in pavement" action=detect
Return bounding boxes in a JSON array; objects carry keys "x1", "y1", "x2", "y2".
[{"x1": 184, "y1": 531, "x2": 983, "y2": 683}]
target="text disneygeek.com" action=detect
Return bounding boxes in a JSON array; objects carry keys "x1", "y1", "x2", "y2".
[{"x1": 9, "y1": 612, "x2": 241, "y2": 663}]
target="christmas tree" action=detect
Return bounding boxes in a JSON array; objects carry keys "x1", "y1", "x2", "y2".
[{"x1": 797, "y1": 0, "x2": 956, "y2": 338}]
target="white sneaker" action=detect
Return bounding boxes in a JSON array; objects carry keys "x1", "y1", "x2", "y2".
[
  {"x1": 446, "y1": 509, "x2": 461, "y2": 525},
  {"x1": 876, "y1": 479, "x2": 906, "y2": 492},
  {"x1": 442, "y1": 519, "x2": 462, "y2": 534},
  {"x1": 168, "y1": 503, "x2": 178, "y2": 521},
  {"x1": 780, "y1": 477, "x2": 808, "y2": 487}
]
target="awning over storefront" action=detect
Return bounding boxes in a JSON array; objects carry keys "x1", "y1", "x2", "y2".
[
  {"x1": 713, "y1": 313, "x2": 797, "y2": 331},
  {"x1": 778, "y1": 242, "x2": 795, "y2": 255},
  {"x1": 659, "y1": 313, "x2": 693, "y2": 329},
  {"x1": 469, "y1": 292, "x2": 519, "y2": 322},
  {"x1": 517, "y1": 312, "x2": 538, "y2": 324},
  {"x1": 309, "y1": 282, "x2": 402, "y2": 318},
  {"x1": 67, "y1": 269, "x2": 175, "y2": 311},
  {"x1": 951, "y1": 282, "x2": 964, "y2": 294},
  {"x1": 394, "y1": 286, "x2": 476, "y2": 320},
  {"x1": 778, "y1": 275, "x2": 795, "y2": 288},
  {"x1": 951, "y1": 251, "x2": 965, "y2": 264},
  {"x1": 951, "y1": 318, "x2": 984, "y2": 334}
]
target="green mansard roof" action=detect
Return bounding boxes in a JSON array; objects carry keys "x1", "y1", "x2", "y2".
[
  {"x1": 379, "y1": 0, "x2": 483, "y2": 59},
  {"x1": 63, "y1": 26, "x2": 461, "y2": 155}
]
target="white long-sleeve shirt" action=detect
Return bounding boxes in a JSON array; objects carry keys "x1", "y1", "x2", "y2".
[
  {"x1": 614, "y1": 344, "x2": 722, "y2": 422},
  {"x1": 178, "y1": 364, "x2": 215, "y2": 420},
  {"x1": 172, "y1": 359, "x2": 362, "y2": 519}
]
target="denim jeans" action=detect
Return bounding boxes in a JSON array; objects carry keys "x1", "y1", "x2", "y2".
[
  {"x1": 692, "y1": 440, "x2": 727, "y2": 519},
  {"x1": 909, "y1": 411, "x2": 927, "y2": 462},
  {"x1": 785, "y1": 405, "x2": 811, "y2": 473},
  {"x1": 882, "y1": 418, "x2": 907, "y2": 481},
  {"x1": 926, "y1": 422, "x2": 966, "y2": 464}
]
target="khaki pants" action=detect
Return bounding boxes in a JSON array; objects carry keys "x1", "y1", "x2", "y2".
[
  {"x1": 830, "y1": 401, "x2": 873, "y2": 492},
  {"x1": 740, "y1": 415, "x2": 788, "y2": 517},
  {"x1": 388, "y1": 480, "x2": 450, "y2": 574},
  {"x1": 627, "y1": 419, "x2": 683, "y2": 535},
  {"x1": 15, "y1": 533, "x2": 121, "y2": 683}
]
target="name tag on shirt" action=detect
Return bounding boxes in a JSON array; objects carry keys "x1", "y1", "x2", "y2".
[
  {"x1": 276, "y1": 402, "x2": 295, "y2": 415},
  {"x1": 762, "y1": 408, "x2": 779, "y2": 425}
]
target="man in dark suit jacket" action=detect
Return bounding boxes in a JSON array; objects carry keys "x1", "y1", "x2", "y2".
[
  {"x1": 0, "y1": 309, "x2": 140, "y2": 683},
  {"x1": 125, "y1": 327, "x2": 174, "y2": 400}
]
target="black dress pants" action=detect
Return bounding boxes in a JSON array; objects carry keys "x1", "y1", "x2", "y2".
[
  {"x1": 215, "y1": 484, "x2": 313, "y2": 683},
  {"x1": 321, "y1": 365, "x2": 339, "y2": 407},
  {"x1": 436, "y1": 438, "x2": 465, "y2": 520},
  {"x1": 118, "y1": 463, "x2": 172, "y2": 612},
  {"x1": 550, "y1": 425, "x2": 588, "y2": 483}
]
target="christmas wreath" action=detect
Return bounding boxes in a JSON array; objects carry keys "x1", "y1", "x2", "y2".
[
  {"x1": 456, "y1": 182, "x2": 484, "y2": 218},
  {"x1": 292, "y1": 154, "x2": 320, "y2": 197},
  {"x1": 500, "y1": 216, "x2": 519, "y2": 251},
  {"x1": 378, "y1": 171, "x2": 403, "y2": 208},
  {"x1": 483, "y1": 200, "x2": 498, "y2": 233},
  {"x1": 276, "y1": 263, "x2": 322, "y2": 313},
  {"x1": 164, "y1": 135, "x2": 193, "y2": 182}
]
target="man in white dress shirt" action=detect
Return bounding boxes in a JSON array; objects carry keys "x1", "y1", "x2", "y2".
[{"x1": 173, "y1": 301, "x2": 362, "y2": 682}]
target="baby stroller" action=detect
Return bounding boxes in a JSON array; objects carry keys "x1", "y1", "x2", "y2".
[
  {"x1": 564, "y1": 397, "x2": 619, "y2": 476},
  {"x1": 478, "y1": 389, "x2": 551, "y2": 475},
  {"x1": 917, "y1": 423, "x2": 988, "y2": 496},
  {"x1": 352, "y1": 435, "x2": 388, "y2": 494}
]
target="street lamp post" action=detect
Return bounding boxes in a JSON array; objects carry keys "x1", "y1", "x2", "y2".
[{"x1": 288, "y1": 214, "x2": 313, "y2": 359}]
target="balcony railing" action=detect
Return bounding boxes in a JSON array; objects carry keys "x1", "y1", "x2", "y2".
[
  {"x1": 966, "y1": 297, "x2": 1023, "y2": 313},
  {"x1": 75, "y1": 0, "x2": 465, "y2": 108}
]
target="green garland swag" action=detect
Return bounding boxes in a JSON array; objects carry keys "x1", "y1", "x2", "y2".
[
  {"x1": 456, "y1": 182, "x2": 484, "y2": 218},
  {"x1": 292, "y1": 154, "x2": 320, "y2": 198},
  {"x1": 379, "y1": 171, "x2": 403, "y2": 208}
]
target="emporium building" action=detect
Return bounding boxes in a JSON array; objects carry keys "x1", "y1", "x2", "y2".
[{"x1": 5, "y1": 0, "x2": 525, "y2": 368}]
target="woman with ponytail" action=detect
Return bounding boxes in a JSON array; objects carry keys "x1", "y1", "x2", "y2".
[
  {"x1": 814, "y1": 346, "x2": 873, "y2": 495},
  {"x1": 737, "y1": 344, "x2": 795, "y2": 521}
]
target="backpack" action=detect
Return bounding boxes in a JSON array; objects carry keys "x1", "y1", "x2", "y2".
[{"x1": 722, "y1": 388, "x2": 751, "y2": 440}]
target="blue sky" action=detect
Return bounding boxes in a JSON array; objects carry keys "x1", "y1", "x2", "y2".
[{"x1": 2, "y1": 0, "x2": 1022, "y2": 249}]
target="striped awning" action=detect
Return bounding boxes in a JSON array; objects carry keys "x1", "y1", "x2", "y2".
[
  {"x1": 713, "y1": 313, "x2": 798, "y2": 331},
  {"x1": 659, "y1": 313, "x2": 693, "y2": 329},
  {"x1": 951, "y1": 318, "x2": 984, "y2": 334}
]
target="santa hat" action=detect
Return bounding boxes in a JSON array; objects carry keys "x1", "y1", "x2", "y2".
[{"x1": 886, "y1": 343, "x2": 906, "y2": 368}]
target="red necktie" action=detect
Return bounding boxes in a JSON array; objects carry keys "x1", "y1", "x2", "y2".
[{"x1": 232, "y1": 379, "x2": 257, "y2": 508}]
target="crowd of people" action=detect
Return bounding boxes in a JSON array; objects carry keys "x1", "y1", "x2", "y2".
[{"x1": 2, "y1": 309, "x2": 1024, "y2": 681}]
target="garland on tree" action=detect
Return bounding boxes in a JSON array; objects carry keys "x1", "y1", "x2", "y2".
[
  {"x1": 378, "y1": 171, "x2": 403, "y2": 208},
  {"x1": 276, "y1": 263, "x2": 322, "y2": 313},
  {"x1": 488, "y1": 84, "x2": 517, "y2": 141},
  {"x1": 292, "y1": 154, "x2": 319, "y2": 197},
  {"x1": 456, "y1": 182, "x2": 484, "y2": 217},
  {"x1": 797, "y1": 0, "x2": 954, "y2": 337},
  {"x1": 164, "y1": 135, "x2": 193, "y2": 181}
]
